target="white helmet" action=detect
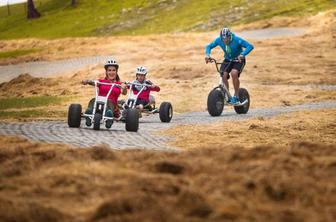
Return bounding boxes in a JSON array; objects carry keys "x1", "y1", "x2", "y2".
[
  {"x1": 220, "y1": 27, "x2": 231, "y2": 41},
  {"x1": 136, "y1": 66, "x2": 147, "y2": 75},
  {"x1": 104, "y1": 59, "x2": 119, "y2": 70}
]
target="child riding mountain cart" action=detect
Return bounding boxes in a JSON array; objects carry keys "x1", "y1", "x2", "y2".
[
  {"x1": 119, "y1": 66, "x2": 173, "y2": 123},
  {"x1": 119, "y1": 81, "x2": 173, "y2": 123}
]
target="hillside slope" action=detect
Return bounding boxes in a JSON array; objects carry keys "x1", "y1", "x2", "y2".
[{"x1": 0, "y1": 0, "x2": 335, "y2": 39}]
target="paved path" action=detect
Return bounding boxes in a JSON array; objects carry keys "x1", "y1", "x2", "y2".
[
  {"x1": 0, "y1": 56, "x2": 111, "y2": 83},
  {"x1": 238, "y1": 28, "x2": 307, "y2": 40},
  {"x1": 0, "y1": 101, "x2": 335, "y2": 150}
]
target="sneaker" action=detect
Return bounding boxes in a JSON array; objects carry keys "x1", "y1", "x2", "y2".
[
  {"x1": 229, "y1": 96, "x2": 239, "y2": 105},
  {"x1": 85, "y1": 117, "x2": 92, "y2": 127},
  {"x1": 85, "y1": 108, "x2": 93, "y2": 126},
  {"x1": 105, "y1": 119, "x2": 113, "y2": 128},
  {"x1": 105, "y1": 109, "x2": 113, "y2": 128}
]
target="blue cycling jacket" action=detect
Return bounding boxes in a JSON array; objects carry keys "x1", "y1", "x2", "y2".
[{"x1": 205, "y1": 33, "x2": 254, "y2": 61}]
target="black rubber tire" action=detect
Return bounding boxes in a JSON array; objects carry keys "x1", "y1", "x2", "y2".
[
  {"x1": 159, "y1": 102, "x2": 173, "y2": 123},
  {"x1": 207, "y1": 89, "x2": 224, "y2": 116},
  {"x1": 234, "y1": 88, "x2": 250, "y2": 114},
  {"x1": 68, "y1": 104, "x2": 82, "y2": 128},
  {"x1": 93, "y1": 113, "x2": 102, "y2": 130},
  {"x1": 125, "y1": 109, "x2": 139, "y2": 132}
]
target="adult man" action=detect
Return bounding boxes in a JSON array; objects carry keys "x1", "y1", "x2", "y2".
[{"x1": 205, "y1": 27, "x2": 254, "y2": 104}]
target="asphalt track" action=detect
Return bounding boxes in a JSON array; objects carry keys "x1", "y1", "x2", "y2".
[{"x1": 0, "y1": 100, "x2": 335, "y2": 150}]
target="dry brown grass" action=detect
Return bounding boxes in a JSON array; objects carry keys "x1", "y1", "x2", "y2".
[
  {"x1": 163, "y1": 109, "x2": 336, "y2": 149},
  {"x1": 0, "y1": 136, "x2": 335, "y2": 222}
]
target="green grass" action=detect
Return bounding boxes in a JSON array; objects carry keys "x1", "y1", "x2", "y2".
[
  {"x1": 0, "y1": 0, "x2": 335, "y2": 39},
  {"x1": 0, "y1": 96, "x2": 70, "y2": 110},
  {"x1": 0, "y1": 109, "x2": 66, "y2": 119},
  {"x1": 0, "y1": 49, "x2": 41, "y2": 59}
]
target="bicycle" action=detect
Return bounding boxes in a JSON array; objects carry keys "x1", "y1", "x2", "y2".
[{"x1": 207, "y1": 57, "x2": 250, "y2": 116}]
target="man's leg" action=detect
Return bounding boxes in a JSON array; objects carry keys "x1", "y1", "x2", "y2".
[
  {"x1": 231, "y1": 69, "x2": 240, "y2": 97},
  {"x1": 222, "y1": 72, "x2": 230, "y2": 90}
]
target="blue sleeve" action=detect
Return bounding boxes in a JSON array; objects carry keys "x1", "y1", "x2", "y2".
[
  {"x1": 205, "y1": 37, "x2": 220, "y2": 56},
  {"x1": 239, "y1": 38, "x2": 254, "y2": 57}
]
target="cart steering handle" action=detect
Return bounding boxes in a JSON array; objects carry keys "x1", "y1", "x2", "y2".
[
  {"x1": 125, "y1": 81, "x2": 153, "y2": 88},
  {"x1": 83, "y1": 80, "x2": 122, "y2": 88}
]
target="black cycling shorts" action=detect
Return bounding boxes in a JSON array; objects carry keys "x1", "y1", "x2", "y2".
[{"x1": 220, "y1": 59, "x2": 246, "y2": 79}]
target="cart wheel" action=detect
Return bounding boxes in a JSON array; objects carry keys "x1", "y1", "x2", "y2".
[
  {"x1": 125, "y1": 109, "x2": 139, "y2": 132},
  {"x1": 207, "y1": 89, "x2": 224, "y2": 116},
  {"x1": 93, "y1": 113, "x2": 102, "y2": 130},
  {"x1": 234, "y1": 88, "x2": 250, "y2": 114},
  {"x1": 159, "y1": 102, "x2": 173, "y2": 123},
  {"x1": 68, "y1": 104, "x2": 82, "y2": 127}
]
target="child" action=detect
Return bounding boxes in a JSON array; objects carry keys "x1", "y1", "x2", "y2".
[
  {"x1": 129, "y1": 66, "x2": 160, "y2": 112},
  {"x1": 82, "y1": 59, "x2": 127, "y2": 127}
]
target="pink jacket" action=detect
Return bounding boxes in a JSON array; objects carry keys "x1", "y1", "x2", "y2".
[{"x1": 97, "y1": 78, "x2": 122, "y2": 105}]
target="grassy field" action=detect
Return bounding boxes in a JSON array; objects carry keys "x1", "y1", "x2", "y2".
[
  {"x1": 0, "y1": 96, "x2": 67, "y2": 110},
  {"x1": 0, "y1": 0, "x2": 335, "y2": 39},
  {"x1": 0, "y1": 109, "x2": 66, "y2": 119},
  {"x1": 0, "y1": 96, "x2": 70, "y2": 119},
  {"x1": 0, "y1": 49, "x2": 41, "y2": 59}
]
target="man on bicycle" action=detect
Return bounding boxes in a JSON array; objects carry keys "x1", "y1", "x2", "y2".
[{"x1": 205, "y1": 27, "x2": 254, "y2": 104}]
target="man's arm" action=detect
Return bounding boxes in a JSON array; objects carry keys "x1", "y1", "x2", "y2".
[
  {"x1": 205, "y1": 37, "x2": 220, "y2": 63},
  {"x1": 205, "y1": 37, "x2": 219, "y2": 57},
  {"x1": 239, "y1": 38, "x2": 254, "y2": 57}
]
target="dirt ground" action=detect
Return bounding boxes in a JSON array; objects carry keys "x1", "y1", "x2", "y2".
[{"x1": 0, "y1": 10, "x2": 335, "y2": 222}]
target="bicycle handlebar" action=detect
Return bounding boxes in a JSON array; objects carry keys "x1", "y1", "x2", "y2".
[
  {"x1": 208, "y1": 57, "x2": 240, "y2": 63},
  {"x1": 207, "y1": 57, "x2": 240, "y2": 73}
]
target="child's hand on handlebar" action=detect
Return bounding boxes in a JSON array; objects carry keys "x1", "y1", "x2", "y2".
[
  {"x1": 121, "y1": 82, "x2": 127, "y2": 89},
  {"x1": 121, "y1": 82, "x2": 127, "y2": 95},
  {"x1": 82, "y1": 80, "x2": 88, "y2": 85}
]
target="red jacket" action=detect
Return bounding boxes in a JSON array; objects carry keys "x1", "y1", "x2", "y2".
[
  {"x1": 97, "y1": 78, "x2": 122, "y2": 105},
  {"x1": 129, "y1": 80, "x2": 160, "y2": 102}
]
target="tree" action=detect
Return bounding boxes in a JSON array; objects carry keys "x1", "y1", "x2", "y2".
[
  {"x1": 27, "y1": 0, "x2": 41, "y2": 19},
  {"x1": 71, "y1": 0, "x2": 77, "y2": 6}
]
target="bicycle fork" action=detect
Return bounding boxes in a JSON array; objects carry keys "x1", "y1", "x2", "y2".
[{"x1": 220, "y1": 79, "x2": 232, "y2": 103}]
